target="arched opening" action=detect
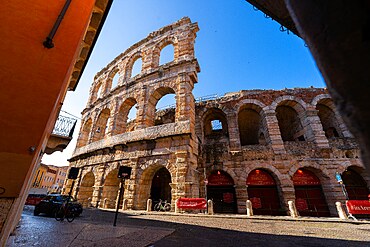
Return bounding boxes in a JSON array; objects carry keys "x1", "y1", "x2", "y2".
[
  {"x1": 127, "y1": 103, "x2": 138, "y2": 132},
  {"x1": 155, "y1": 94, "x2": 176, "y2": 126},
  {"x1": 147, "y1": 87, "x2": 176, "y2": 127},
  {"x1": 96, "y1": 83, "x2": 103, "y2": 99},
  {"x1": 203, "y1": 108, "x2": 229, "y2": 138},
  {"x1": 159, "y1": 44, "x2": 174, "y2": 65},
  {"x1": 238, "y1": 106, "x2": 263, "y2": 145},
  {"x1": 316, "y1": 103, "x2": 341, "y2": 139},
  {"x1": 78, "y1": 172, "x2": 95, "y2": 207},
  {"x1": 293, "y1": 169, "x2": 330, "y2": 217},
  {"x1": 77, "y1": 118, "x2": 92, "y2": 147},
  {"x1": 101, "y1": 169, "x2": 120, "y2": 209},
  {"x1": 276, "y1": 105, "x2": 305, "y2": 141},
  {"x1": 114, "y1": 98, "x2": 137, "y2": 135},
  {"x1": 207, "y1": 170, "x2": 237, "y2": 214},
  {"x1": 247, "y1": 169, "x2": 284, "y2": 215},
  {"x1": 92, "y1": 108, "x2": 110, "y2": 142},
  {"x1": 342, "y1": 167, "x2": 370, "y2": 200},
  {"x1": 131, "y1": 57, "x2": 142, "y2": 77},
  {"x1": 150, "y1": 167, "x2": 172, "y2": 209},
  {"x1": 111, "y1": 71, "x2": 119, "y2": 89}
]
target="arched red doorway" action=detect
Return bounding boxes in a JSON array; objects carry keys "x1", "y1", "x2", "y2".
[
  {"x1": 150, "y1": 167, "x2": 172, "y2": 209},
  {"x1": 293, "y1": 169, "x2": 330, "y2": 217},
  {"x1": 207, "y1": 170, "x2": 237, "y2": 214},
  {"x1": 247, "y1": 169, "x2": 284, "y2": 215},
  {"x1": 342, "y1": 168, "x2": 370, "y2": 200}
]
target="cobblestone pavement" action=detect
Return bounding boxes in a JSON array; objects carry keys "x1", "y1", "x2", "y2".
[{"x1": 6, "y1": 206, "x2": 370, "y2": 247}]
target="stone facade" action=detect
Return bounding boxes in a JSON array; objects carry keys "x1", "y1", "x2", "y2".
[{"x1": 67, "y1": 17, "x2": 370, "y2": 216}]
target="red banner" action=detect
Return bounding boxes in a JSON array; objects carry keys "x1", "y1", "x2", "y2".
[
  {"x1": 346, "y1": 200, "x2": 370, "y2": 214},
  {"x1": 177, "y1": 198, "x2": 207, "y2": 209}
]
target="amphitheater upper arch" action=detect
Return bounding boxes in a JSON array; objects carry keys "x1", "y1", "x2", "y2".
[
  {"x1": 269, "y1": 95, "x2": 308, "y2": 112},
  {"x1": 124, "y1": 50, "x2": 144, "y2": 79},
  {"x1": 235, "y1": 99, "x2": 266, "y2": 115},
  {"x1": 152, "y1": 36, "x2": 178, "y2": 67}
]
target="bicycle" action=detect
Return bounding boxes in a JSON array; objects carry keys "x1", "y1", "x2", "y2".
[
  {"x1": 154, "y1": 199, "x2": 171, "y2": 212},
  {"x1": 55, "y1": 197, "x2": 76, "y2": 222}
]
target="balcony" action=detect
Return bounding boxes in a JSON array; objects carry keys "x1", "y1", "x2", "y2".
[{"x1": 45, "y1": 114, "x2": 77, "y2": 154}]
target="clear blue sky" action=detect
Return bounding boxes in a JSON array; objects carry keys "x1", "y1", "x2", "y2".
[{"x1": 42, "y1": 0, "x2": 325, "y2": 166}]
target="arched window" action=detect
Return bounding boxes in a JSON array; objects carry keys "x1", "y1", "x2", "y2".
[
  {"x1": 131, "y1": 57, "x2": 142, "y2": 77},
  {"x1": 92, "y1": 108, "x2": 110, "y2": 142},
  {"x1": 276, "y1": 105, "x2": 305, "y2": 141},
  {"x1": 114, "y1": 98, "x2": 137, "y2": 135},
  {"x1": 316, "y1": 103, "x2": 341, "y2": 138},
  {"x1": 96, "y1": 83, "x2": 103, "y2": 99},
  {"x1": 159, "y1": 44, "x2": 174, "y2": 65},
  {"x1": 147, "y1": 87, "x2": 176, "y2": 127},
  {"x1": 111, "y1": 71, "x2": 119, "y2": 89},
  {"x1": 203, "y1": 108, "x2": 228, "y2": 137},
  {"x1": 238, "y1": 107, "x2": 262, "y2": 145},
  {"x1": 155, "y1": 94, "x2": 176, "y2": 126},
  {"x1": 77, "y1": 118, "x2": 92, "y2": 147}
]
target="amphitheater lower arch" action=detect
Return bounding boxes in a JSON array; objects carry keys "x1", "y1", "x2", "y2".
[
  {"x1": 113, "y1": 97, "x2": 137, "y2": 135},
  {"x1": 100, "y1": 168, "x2": 120, "y2": 209},
  {"x1": 77, "y1": 171, "x2": 95, "y2": 207},
  {"x1": 134, "y1": 164, "x2": 174, "y2": 210}
]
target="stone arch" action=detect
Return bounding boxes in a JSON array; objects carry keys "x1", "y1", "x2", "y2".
[
  {"x1": 146, "y1": 86, "x2": 177, "y2": 127},
  {"x1": 315, "y1": 97, "x2": 344, "y2": 138},
  {"x1": 92, "y1": 108, "x2": 111, "y2": 142},
  {"x1": 78, "y1": 171, "x2": 95, "y2": 207},
  {"x1": 207, "y1": 170, "x2": 237, "y2": 213},
  {"x1": 77, "y1": 118, "x2": 92, "y2": 147},
  {"x1": 342, "y1": 165, "x2": 370, "y2": 200},
  {"x1": 153, "y1": 37, "x2": 178, "y2": 67},
  {"x1": 90, "y1": 80, "x2": 104, "y2": 103},
  {"x1": 274, "y1": 99, "x2": 308, "y2": 142},
  {"x1": 101, "y1": 168, "x2": 120, "y2": 209},
  {"x1": 135, "y1": 162, "x2": 175, "y2": 210},
  {"x1": 202, "y1": 107, "x2": 229, "y2": 138},
  {"x1": 291, "y1": 167, "x2": 331, "y2": 217},
  {"x1": 237, "y1": 103, "x2": 266, "y2": 145},
  {"x1": 246, "y1": 168, "x2": 285, "y2": 215},
  {"x1": 106, "y1": 67, "x2": 120, "y2": 92},
  {"x1": 113, "y1": 97, "x2": 138, "y2": 135},
  {"x1": 124, "y1": 51, "x2": 143, "y2": 79}
]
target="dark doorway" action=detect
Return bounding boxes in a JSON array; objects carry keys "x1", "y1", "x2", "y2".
[
  {"x1": 293, "y1": 169, "x2": 330, "y2": 217},
  {"x1": 150, "y1": 167, "x2": 172, "y2": 208},
  {"x1": 207, "y1": 170, "x2": 237, "y2": 214},
  {"x1": 342, "y1": 168, "x2": 370, "y2": 200},
  {"x1": 247, "y1": 169, "x2": 285, "y2": 216}
]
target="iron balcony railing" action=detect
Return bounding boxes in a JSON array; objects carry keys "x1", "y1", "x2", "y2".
[{"x1": 52, "y1": 114, "x2": 77, "y2": 138}]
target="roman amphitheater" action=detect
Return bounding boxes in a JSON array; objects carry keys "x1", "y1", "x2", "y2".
[{"x1": 66, "y1": 17, "x2": 370, "y2": 216}]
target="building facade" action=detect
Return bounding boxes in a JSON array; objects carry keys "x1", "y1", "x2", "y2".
[
  {"x1": 31, "y1": 165, "x2": 68, "y2": 194},
  {"x1": 67, "y1": 17, "x2": 370, "y2": 216}
]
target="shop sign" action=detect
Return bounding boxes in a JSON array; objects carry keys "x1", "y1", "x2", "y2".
[
  {"x1": 250, "y1": 197, "x2": 262, "y2": 209},
  {"x1": 346, "y1": 200, "x2": 370, "y2": 214},
  {"x1": 295, "y1": 198, "x2": 308, "y2": 211},
  {"x1": 293, "y1": 170, "x2": 321, "y2": 186},
  {"x1": 208, "y1": 173, "x2": 234, "y2": 186},
  {"x1": 247, "y1": 169, "x2": 275, "y2": 186},
  {"x1": 223, "y1": 193, "x2": 234, "y2": 203},
  {"x1": 177, "y1": 198, "x2": 207, "y2": 209}
]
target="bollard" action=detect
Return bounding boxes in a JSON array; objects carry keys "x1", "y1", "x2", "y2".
[
  {"x1": 175, "y1": 199, "x2": 179, "y2": 213},
  {"x1": 335, "y1": 202, "x2": 348, "y2": 219},
  {"x1": 103, "y1": 198, "x2": 108, "y2": 209},
  {"x1": 88, "y1": 197, "x2": 92, "y2": 207},
  {"x1": 288, "y1": 200, "x2": 299, "y2": 218},
  {"x1": 122, "y1": 199, "x2": 128, "y2": 211},
  {"x1": 246, "y1": 200, "x2": 253, "y2": 216},
  {"x1": 207, "y1": 200, "x2": 214, "y2": 215},
  {"x1": 147, "y1": 199, "x2": 152, "y2": 212}
]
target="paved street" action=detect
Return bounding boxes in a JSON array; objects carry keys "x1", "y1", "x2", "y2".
[{"x1": 6, "y1": 206, "x2": 370, "y2": 247}]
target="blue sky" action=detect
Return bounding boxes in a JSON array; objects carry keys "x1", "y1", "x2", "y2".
[{"x1": 42, "y1": 0, "x2": 325, "y2": 166}]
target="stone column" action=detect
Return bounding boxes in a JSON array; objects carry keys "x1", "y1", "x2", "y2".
[
  {"x1": 227, "y1": 112, "x2": 241, "y2": 150},
  {"x1": 92, "y1": 165, "x2": 106, "y2": 207},
  {"x1": 135, "y1": 85, "x2": 149, "y2": 130},
  {"x1": 304, "y1": 107, "x2": 329, "y2": 148},
  {"x1": 264, "y1": 109, "x2": 286, "y2": 154},
  {"x1": 235, "y1": 185, "x2": 247, "y2": 213}
]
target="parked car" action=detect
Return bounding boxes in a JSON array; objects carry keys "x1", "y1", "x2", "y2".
[
  {"x1": 25, "y1": 194, "x2": 46, "y2": 206},
  {"x1": 34, "y1": 194, "x2": 83, "y2": 217}
]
